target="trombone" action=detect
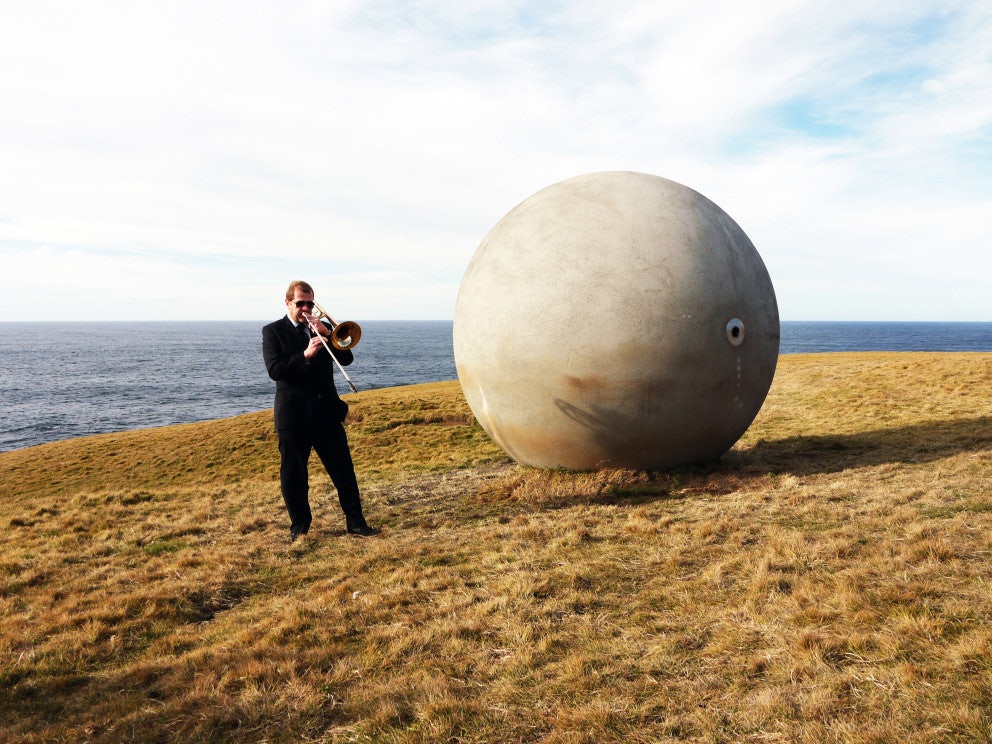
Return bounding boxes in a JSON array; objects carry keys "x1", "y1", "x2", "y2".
[{"x1": 301, "y1": 301, "x2": 362, "y2": 393}]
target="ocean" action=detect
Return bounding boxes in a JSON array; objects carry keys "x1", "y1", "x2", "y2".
[{"x1": 1, "y1": 320, "x2": 990, "y2": 452}]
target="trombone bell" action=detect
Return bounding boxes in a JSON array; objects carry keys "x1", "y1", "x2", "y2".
[
  {"x1": 311, "y1": 301, "x2": 362, "y2": 350},
  {"x1": 329, "y1": 320, "x2": 361, "y2": 350}
]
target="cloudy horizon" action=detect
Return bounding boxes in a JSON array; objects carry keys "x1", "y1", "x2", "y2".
[{"x1": 1, "y1": 1, "x2": 989, "y2": 322}]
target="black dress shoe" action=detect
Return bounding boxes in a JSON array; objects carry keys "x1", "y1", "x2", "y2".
[{"x1": 347, "y1": 524, "x2": 381, "y2": 538}]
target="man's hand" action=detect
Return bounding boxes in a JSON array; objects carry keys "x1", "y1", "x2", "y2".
[{"x1": 303, "y1": 335, "x2": 324, "y2": 360}]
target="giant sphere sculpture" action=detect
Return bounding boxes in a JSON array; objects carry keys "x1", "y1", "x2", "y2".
[{"x1": 453, "y1": 171, "x2": 779, "y2": 470}]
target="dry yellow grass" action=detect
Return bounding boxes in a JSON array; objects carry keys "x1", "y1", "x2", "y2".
[{"x1": 1, "y1": 353, "x2": 991, "y2": 743}]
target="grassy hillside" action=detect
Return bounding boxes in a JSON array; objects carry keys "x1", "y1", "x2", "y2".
[{"x1": 2, "y1": 354, "x2": 991, "y2": 743}]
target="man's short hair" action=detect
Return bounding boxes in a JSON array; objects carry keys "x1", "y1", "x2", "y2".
[{"x1": 285, "y1": 280, "x2": 314, "y2": 300}]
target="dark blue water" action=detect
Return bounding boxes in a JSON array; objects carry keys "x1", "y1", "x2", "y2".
[
  {"x1": 0, "y1": 320, "x2": 454, "y2": 452},
  {"x1": 780, "y1": 321, "x2": 992, "y2": 353},
  {"x1": 1, "y1": 320, "x2": 989, "y2": 452}
]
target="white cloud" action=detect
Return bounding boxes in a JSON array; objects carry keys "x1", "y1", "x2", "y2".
[{"x1": 0, "y1": 0, "x2": 989, "y2": 321}]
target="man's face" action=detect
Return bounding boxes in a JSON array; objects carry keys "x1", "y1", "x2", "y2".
[{"x1": 286, "y1": 289, "x2": 315, "y2": 324}]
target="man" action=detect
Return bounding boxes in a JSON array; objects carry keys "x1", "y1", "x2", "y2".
[{"x1": 262, "y1": 280, "x2": 380, "y2": 540}]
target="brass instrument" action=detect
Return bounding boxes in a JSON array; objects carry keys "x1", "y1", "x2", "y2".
[
  {"x1": 301, "y1": 302, "x2": 361, "y2": 393},
  {"x1": 306, "y1": 301, "x2": 362, "y2": 350}
]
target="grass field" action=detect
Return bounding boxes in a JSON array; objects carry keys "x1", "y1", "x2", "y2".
[{"x1": 2, "y1": 353, "x2": 991, "y2": 743}]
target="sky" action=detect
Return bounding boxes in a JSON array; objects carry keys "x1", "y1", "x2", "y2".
[{"x1": 1, "y1": 0, "x2": 989, "y2": 322}]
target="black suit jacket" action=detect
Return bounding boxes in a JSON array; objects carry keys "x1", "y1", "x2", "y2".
[{"x1": 262, "y1": 316, "x2": 354, "y2": 432}]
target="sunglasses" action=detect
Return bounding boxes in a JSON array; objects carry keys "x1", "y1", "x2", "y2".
[{"x1": 294, "y1": 300, "x2": 315, "y2": 308}]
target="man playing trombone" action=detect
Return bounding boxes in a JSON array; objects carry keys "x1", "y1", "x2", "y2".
[{"x1": 262, "y1": 280, "x2": 380, "y2": 541}]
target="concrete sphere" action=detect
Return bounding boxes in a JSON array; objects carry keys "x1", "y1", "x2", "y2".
[{"x1": 453, "y1": 171, "x2": 779, "y2": 470}]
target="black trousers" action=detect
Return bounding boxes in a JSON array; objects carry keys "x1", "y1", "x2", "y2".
[{"x1": 277, "y1": 422, "x2": 364, "y2": 534}]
